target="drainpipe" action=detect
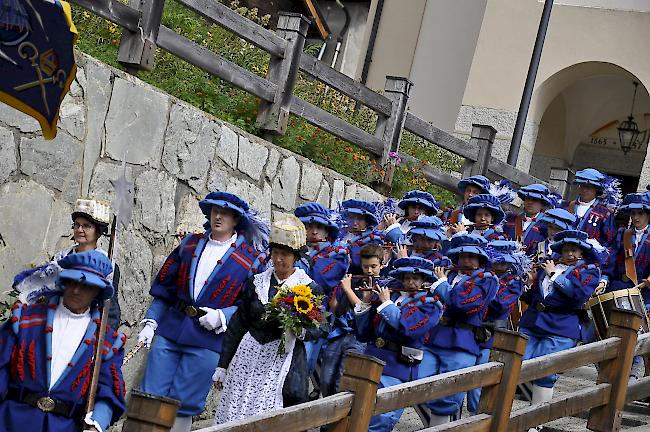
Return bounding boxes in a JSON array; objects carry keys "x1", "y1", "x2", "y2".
[{"x1": 360, "y1": 0, "x2": 384, "y2": 85}]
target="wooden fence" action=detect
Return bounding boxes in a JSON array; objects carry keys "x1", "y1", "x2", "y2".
[
  {"x1": 68, "y1": 0, "x2": 555, "y2": 195},
  {"x1": 173, "y1": 308, "x2": 650, "y2": 432}
]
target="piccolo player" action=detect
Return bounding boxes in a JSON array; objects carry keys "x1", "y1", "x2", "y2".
[
  {"x1": 343, "y1": 257, "x2": 443, "y2": 432},
  {"x1": 0, "y1": 251, "x2": 126, "y2": 432},
  {"x1": 518, "y1": 230, "x2": 600, "y2": 431}
]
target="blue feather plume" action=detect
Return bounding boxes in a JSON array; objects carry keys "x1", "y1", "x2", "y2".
[
  {"x1": 489, "y1": 180, "x2": 517, "y2": 204},
  {"x1": 13, "y1": 264, "x2": 62, "y2": 304},
  {"x1": 601, "y1": 175, "x2": 622, "y2": 210}
]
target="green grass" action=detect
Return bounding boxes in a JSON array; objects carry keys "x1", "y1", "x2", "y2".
[{"x1": 72, "y1": 0, "x2": 461, "y2": 205}]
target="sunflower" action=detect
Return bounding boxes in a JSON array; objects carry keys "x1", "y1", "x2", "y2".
[
  {"x1": 294, "y1": 295, "x2": 314, "y2": 314},
  {"x1": 291, "y1": 284, "x2": 312, "y2": 297}
]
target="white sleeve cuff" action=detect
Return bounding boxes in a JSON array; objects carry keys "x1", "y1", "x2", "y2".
[
  {"x1": 84, "y1": 412, "x2": 104, "y2": 432},
  {"x1": 140, "y1": 319, "x2": 158, "y2": 331},
  {"x1": 354, "y1": 302, "x2": 372, "y2": 314},
  {"x1": 384, "y1": 223, "x2": 401, "y2": 234},
  {"x1": 550, "y1": 271, "x2": 562, "y2": 282},
  {"x1": 214, "y1": 309, "x2": 227, "y2": 335},
  {"x1": 376, "y1": 300, "x2": 394, "y2": 313},
  {"x1": 429, "y1": 278, "x2": 446, "y2": 293}
]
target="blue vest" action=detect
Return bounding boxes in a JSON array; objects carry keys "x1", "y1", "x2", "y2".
[
  {"x1": 355, "y1": 289, "x2": 442, "y2": 381},
  {"x1": 345, "y1": 230, "x2": 384, "y2": 275},
  {"x1": 0, "y1": 298, "x2": 126, "y2": 432},
  {"x1": 519, "y1": 262, "x2": 599, "y2": 339},
  {"x1": 425, "y1": 269, "x2": 499, "y2": 355},
  {"x1": 146, "y1": 233, "x2": 265, "y2": 352}
]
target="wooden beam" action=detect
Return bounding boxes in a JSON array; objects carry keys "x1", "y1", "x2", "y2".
[
  {"x1": 303, "y1": 0, "x2": 329, "y2": 39},
  {"x1": 176, "y1": 0, "x2": 287, "y2": 58},
  {"x1": 403, "y1": 112, "x2": 479, "y2": 161},
  {"x1": 156, "y1": 26, "x2": 277, "y2": 102},
  {"x1": 468, "y1": 125, "x2": 496, "y2": 177},
  {"x1": 487, "y1": 157, "x2": 553, "y2": 190},
  {"x1": 193, "y1": 392, "x2": 354, "y2": 432},
  {"x1": 625, "y1": 375, "x2": 650, "y2": 403},
  {"x1": 519, "y1": 338, "x2": 620, "y2": 384},
  {"x1": 68, "y1": 0, "x2": 140, "y2": 31},
  {"x1": 425, "y1": 414, "x2": 491, "y2": 432},
  {"x1": 290, "y1": 96, "x2": 385, "y2": 155},
  {"x1": 118, "y1": 0, "x2": 165, "y2": 72},
  {"x1": 298, "y1": 54, "x2": 392, "y2": 116},
  {"x1": 634, "y1": 331, "x2": 650, "y2": 356},
  {"x1": 373, "y1": 362, "x2": 502, "y2": 415},
  {"x1": 398, "y1": 153, "x2": 459, "y2": 192}
]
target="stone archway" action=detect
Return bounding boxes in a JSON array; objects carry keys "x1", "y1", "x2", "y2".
[{"x1": 528, "y1": 62, "x2": 650, "y2": 193}]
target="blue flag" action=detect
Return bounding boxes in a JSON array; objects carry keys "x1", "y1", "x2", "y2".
[{"x1": 0, "y1": 0, "x2": 78, "y2": 139}]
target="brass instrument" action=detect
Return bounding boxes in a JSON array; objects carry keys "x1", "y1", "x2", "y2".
[{"x1": 123, "y1": 341, "x2": 146, "y2": 366}]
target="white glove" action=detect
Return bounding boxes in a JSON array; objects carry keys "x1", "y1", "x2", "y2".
[
  {"x1": 83, "y1": 411, "x2": 103, "y2": 432},
  {"x1": 198, "y1": 307, "x2": 223, "y2": 331},
  {"x1": 212, "y1": 367, "x2": 227, "y2": 390},
  {"x1": 137, "y1": 320, "x2": 157, "y2": 349}
]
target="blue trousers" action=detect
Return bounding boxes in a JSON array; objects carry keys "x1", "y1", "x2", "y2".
[
  {"x1": 466, "y1": 348, "x2": 491, "y2": 414},
  {"x1": 320, "y1": 334, "x2": 365, "y2": 397},
  {"x1": 368, "y1": 375, "x2": 405, "y2": 432},
  {"x1": 520, "y1": 328, "x2": 576, "y2": 388},
  {"x1": 419, "y1": 347, "x2": 477, "y2": 416},
  {"x1": 140, "y1": 335, "x2": 220, "y2": 416}
]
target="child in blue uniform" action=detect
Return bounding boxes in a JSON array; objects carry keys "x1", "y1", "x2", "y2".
[
  {"x1": 383, "y1": 190, "x2": 440, "y2": 244},
  {"x1": 344, "y1": 257, "x2": 443, "y2": 432},
  {"x1": 420, "y1": 234, "x2": 499, "y2": 426},
  {"x1": 533, "y1": 208, "x2": 578, "y2": 263},
  {"x1": 400, "y1": 216, "x2": 447, "y2": 262},
  {"x1": 466, "y1": 239, "x2": 527, "y2": 414},
  {"x1": 518, "y1": 230, "x2": 600, "y2": 425},
  {"x1": 460, "y1": 194, "x2": 508, "y2": 241},
  {"x1": 503, "y1": 184, "x2": 552, "y2": 256},
  {"x1": 340, "y1": 199, "x2": 385, "y2": 275},
  {"x1": 0, "y1": 251, "x2": 126, "y2": 432},
  {"x1": 564, "y1": 168, "x2": 617, "y2": 249},
  {"x1": 443, "y1": 175, "x2": 491, "y2": 229}
]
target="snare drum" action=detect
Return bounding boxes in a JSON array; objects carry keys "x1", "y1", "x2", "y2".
[
  {"x1": 587, "y1": 288, "x2": 650, "y2": 340},
  {"x1": 123, "y1": 390, "x2": 181, "y2": 432}
]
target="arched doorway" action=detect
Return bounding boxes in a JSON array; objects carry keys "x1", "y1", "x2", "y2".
[{"x1": 528, "y1": 62, "x2": 650, "y2": 194}]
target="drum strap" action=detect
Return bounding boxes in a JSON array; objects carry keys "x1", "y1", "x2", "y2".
[
  {"x1": 515, "y1": 213, "x2": 524, "y2": 242},
  {"x1": 623, "y1": 229, "x2": 639, "y2": 285}
]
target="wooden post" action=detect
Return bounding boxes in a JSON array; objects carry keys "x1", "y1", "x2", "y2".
[
  {"x1": 468, "y1": 124, "x2": 496, "y2": 177},
  {"x1": 256, "y1": 13, "x2": 310, "y2": 139},
  {"x1": 117, "y1": 0, "x2": 165, "y2": 72},
  {"x1": 373, "y1": 76, "x2": 412, "y2": 190},
  {"x1": 587, "y1": 308, "x2": 642, "y2": 431},
  {"x1": 478, "y1": 329, "x2": 528, "y2": 431},
  {"x1": 328, "y1": 352, "x2": 385, "y2": 432}
]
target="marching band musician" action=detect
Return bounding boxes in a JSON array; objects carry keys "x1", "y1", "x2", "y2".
[
  {"x1": 383, "y1": 190, "x2": 440, "y2": 244},
  {"x1": 606, "y1": 189, "x2": 650, "y2": 380},
  {"x1": 503, "y1": 184, "x2": 552, "y2": 256},
  {"x1": 518, "y1": 230, "x2": 600, "y2": 430},
  {"x1": 466, "y1": 239, "x2": 528, "y2": 414},
  {"x1": 443, "y1": 175, "x2": 491, "y2": 229},
  {"x1": 0, "y1": 251, "x2": 126, "y2": 432},
  {"x1": 136, "y1": 192, "x2": 267, "y2": 432},
  {"x1": 564, "y1": 168, "x2": 618, "y2": 249},
  {"x1": 533, "y1": 208, "x2": 578, "y2": 263},
  {"x1": 340, "y1": 199, "x2": 385, "y2": 275},
  {"x1": 419, "y1": 234, "x2": 499, "y2": 426},
  {"x1": 395, "y1": 216, "x2": 447, "y2": 263},
  {"x1": 456, "y1": 194, "x2": 508, "y2": 241},
  {"x1": 345, "y1": 256, "x2": 443, "y2": 432}
]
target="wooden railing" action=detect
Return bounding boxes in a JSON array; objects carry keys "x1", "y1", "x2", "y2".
[
  {"x1": 179, "y1": 309, "x2": 650, "y2": 432},
  {"x1": 68, "y1": 0, "x2": 552, "y2": 194}
]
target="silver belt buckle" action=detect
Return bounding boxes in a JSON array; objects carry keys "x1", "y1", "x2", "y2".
[{"x1": 36, "y1": 396, "x2": 56, "y2": 412}]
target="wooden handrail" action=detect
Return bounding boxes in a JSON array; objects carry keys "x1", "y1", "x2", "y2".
[
  {"x1": 404, "y1": 112, "x2": 480, "y2": 161},
  {"x1": 634, "y1": 330, "x2": 650, "y2": 355}
]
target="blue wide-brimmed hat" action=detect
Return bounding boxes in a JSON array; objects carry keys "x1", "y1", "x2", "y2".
[
  {"x1": 295, "y1": 203, "x2": 339, "y2": 238},
  {"x1": 446, "y1": 233, "x2": 490, "y2": 263},
  {"x1": 389, "y1": 257, "x2": 435, "y2": 281},
  {"x1": 57, "y1": 251, "x2": 114, "y2": 301},
  {"x1": 458, "y1": 175, "x2": 490, "y2": 194},
  {"x1": 341, "y1": 199, "x2": 378, "y2": 227},
  {"x1": 463, "y1": 194, "x2": 506, "y2": 225},
  {"x1": 550, "y1": 230, "x2": 593, "y2": 256},
  {"x1": 398, "y1": 190, "x2": 439, "y2": 216},
  {"x1": 199, "y1": 191, "x2": 250, "y2": 228},
  {"x1": 537, "y1": 208, "x2": 577, "y2": 231},
  {"x1": 409, "y1": 216, "x2": 446, "y2": 241},
  {"x1": 486, "y1": 240, "x2": 518, "y2": 265},
  {"x1": 517, "y1": 184, "x2": 552, "y2": 207},
  {"x1": 574, "y1": 168, "x2": 606, "y2": 190},
  {"x1": 618, "y1": 192, "x2": 650, "y2": 214}
]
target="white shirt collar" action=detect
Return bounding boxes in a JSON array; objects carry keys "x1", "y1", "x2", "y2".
[
  {"x1": 58, "y1": 300, "x2": 90, "y2": 318},
  {"x1": 208, "y1": 232, "x2": 237, "y2": 246},
  {"x1": 524, "y1": 212, "x2": 540, "y2": 221},
  {"x1": 635, "y1": 225, "x2": 648, "y2": 235},
  {"x1": 577, "y1": 198, "x2": 596, "y2": 206}
]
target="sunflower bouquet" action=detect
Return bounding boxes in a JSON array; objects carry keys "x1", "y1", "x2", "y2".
[{"x1": 266, "y1": 283, "x2": 326, "y2": 354}]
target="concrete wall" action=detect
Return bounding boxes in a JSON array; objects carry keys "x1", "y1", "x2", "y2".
[{"x1": 0, "y1": 52, "x2": 384, "y2": 422}]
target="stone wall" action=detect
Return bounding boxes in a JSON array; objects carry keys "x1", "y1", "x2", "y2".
[{"x1": 0, "y1": 51, "x2": 383, "y2": 421}]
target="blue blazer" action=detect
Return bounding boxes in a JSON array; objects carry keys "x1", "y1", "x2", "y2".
[
  {"x1": 427, "y1": 269, "x2": 499, "y2": 355},
  {"x1": 0, "y1": 297, "x2": 126, "y2": 432},
  {"x1": 503, "y1": 212, "x2": 546, "y2": 256},
  {"x1": 607, "y1": 227, "x2": 650, "y2": 304},
  {"x1": 481, "y1": 273, "x2": 525, "y2": 349},
  {"x1": 565, "y1": 200, "x2": 616, "y2": 248},
  {"x1": 297, "y1": 241, "x2": 350, "y2": 301},
  {"x1": 355, "y1": 289, "x2": 442, "y2": 381},
  {"x1": 345, "y1": 230, "x2": 384, "y2": 275},
  {"x1": 519, "y1": 262, "x2": 599, "y2": 340},
  {"x1": 145, "y1": 232, "x2": 266, "y2": 352}
]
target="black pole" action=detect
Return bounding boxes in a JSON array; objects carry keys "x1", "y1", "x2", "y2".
[{"x1": 507, "y1": 0, "x2": 554, "y2": 166}]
